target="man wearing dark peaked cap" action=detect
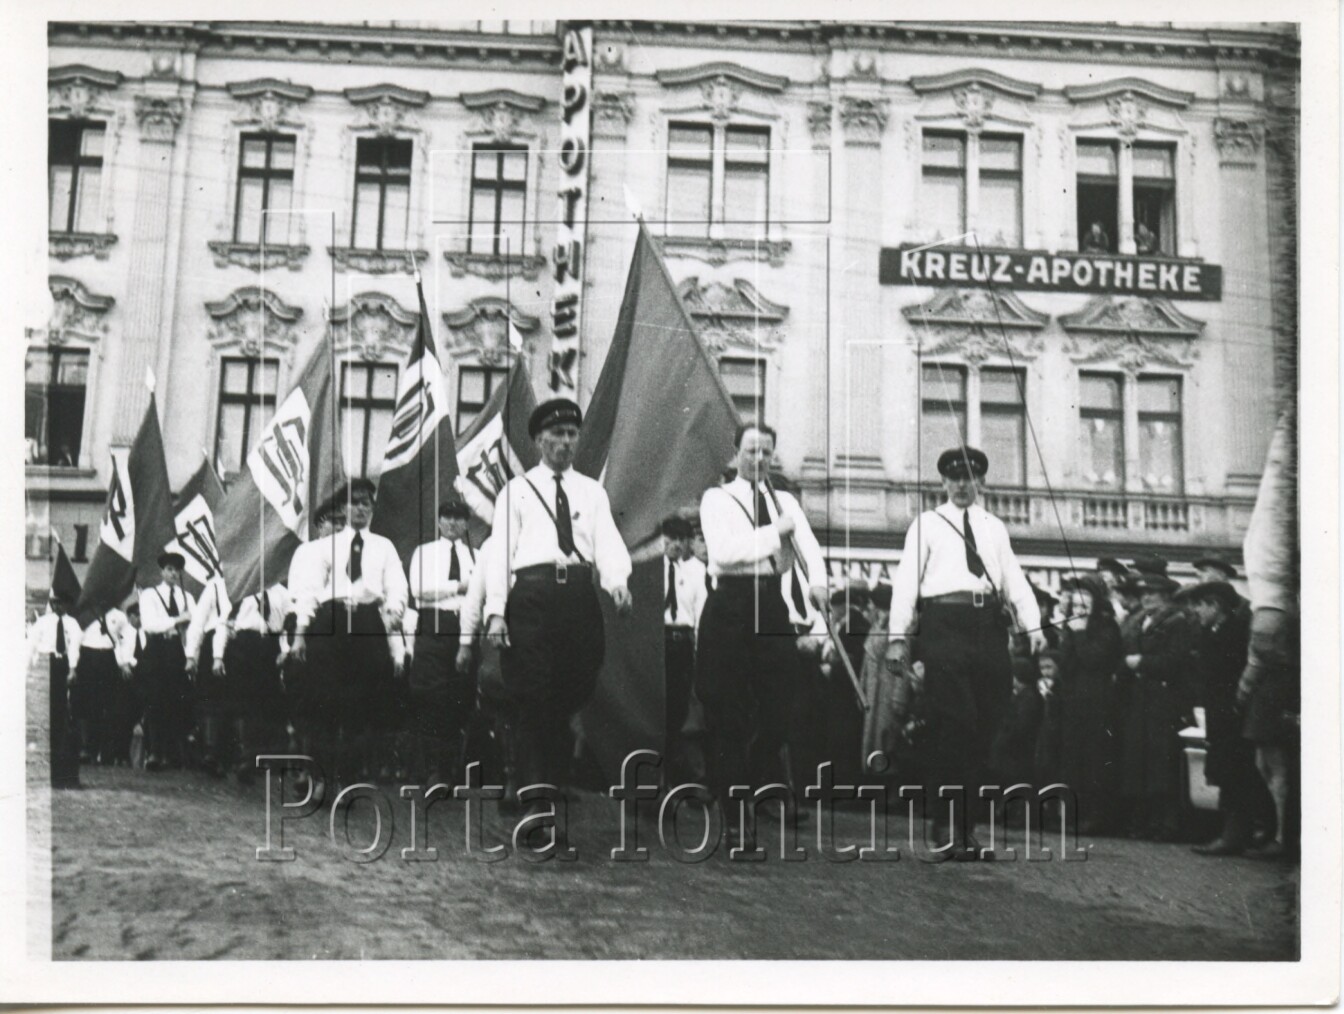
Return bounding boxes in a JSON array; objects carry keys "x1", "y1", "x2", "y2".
[
  {"x1": 887, "y1": 445, "x2": 1044, "y2": 858},
  {"x1": 484, "y1": 397, "x2": 632, "y2": 810}
]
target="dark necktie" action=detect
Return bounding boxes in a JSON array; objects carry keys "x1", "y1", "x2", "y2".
[
  {"x1": 99, "y1": 616, "x2": 110, "y2": 641},
  {"x1": 261, "y1": 591, "x2": 270, "y2": 626},
  {"x1": 788, "y1": 568, "x2": 809, "y2": 619},
  {"x1": 134, "y1": 632, "x2": 144, "y2": 660},
  {"x1": 554, "y1": 475, "x2": 576, "y2": 557},
  {"x1": 666, "y1": 558, "x2": 678, "y2": 621},
  {"x1": 705, "y1": 571, "x2": 713, "y2": 593},
  {"x1": 55, "y1": 616, "x2": 66, "y2": 655},
  {"x1": 448, "y1": 541, "x2": 461, "y2": 582},
  {"x1": 754, "y1": 486, "x2": 772, "y2": 528},
  {"x1": 964, "y1": 509, "x2": 986, "y2": 579},
  {"x1": 348, "y1": 532, "x2": 364, "y2": 583},
  {"x1": 166, "y1": 589, "x2": 179, "y2": 617}
]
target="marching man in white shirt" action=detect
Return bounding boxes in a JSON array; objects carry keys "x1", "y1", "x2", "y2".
[
  {"x1": 697, "y1": 422, "x2": 829, "y2": 843},
  {"x1": 661, "y1": 514, "x2": 707, "y2": 784},
  {"x1": 485, "y1": 398, "x2": 632, "y2": 810},
  {"x1": 138, "y1": 551, "x2": 197, "y2": 771},
  {"x1": 29, "y1": 589, "x2": 84, "y2": 788},
  {"x1": 186, "y1": 573, "x2": 231, "y2": 776},
  {"x1": 215, "y1": 581, "x2": 291, "y2": 783},
  {"x1": 887, "y1": 446, "x2": 1045, "y2": 859},
  {"x1": 407, "y1": 498, "x2": 477, "y2": 785},
  {"x1": 292, "y1": 478, "x2": 407, "y2": 788},
  {"x1": 74, "y1": 601, "x2": 128, "y2": 765}
]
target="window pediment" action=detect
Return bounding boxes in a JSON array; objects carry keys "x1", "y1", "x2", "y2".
[
  {"x1": 227, "y1": 77, "x2": 313, "y2": 131},
  {"x1": 903, "y1": 289, "x2": 1047, "y2": 364},
  {"x1": 1059, "y1": 295, "x2": 1204, "y2": 339},
  {"x1": 205, "y1": 287, "x2": 303, "y2": 356},
  {"x1": 909, "y1": 68, "x2": 1042, "y2": 102},
  {"x1": 49, "y1": 65, "x2": 122, "y2": 118},
  {"x1": 912, "y1": 74, "x2": 1036, "y2": 132},
  {"x1": 655, "y1": 61, "x2": 789, "y2": 94},
  {"x1": 330, "y1": 291, "x2": 418, "y2": 361},
  {"x1": 47, "y1": 276, "x2": 114, "y2": 344},
  {"x1": 1066, "y1": 78, "x2": 1192, "y2": 140},
  {"x1": 460, "y1": 88, "x2": 546, "y2": 143},
  {"x1": 345, "y1": 83, "x2": 429, "y2": 136},
  {"x1": 1064, "y1": 77, "x2": 1194, "y2": 109},
  {"x1": 678, "y1": 277, "x2": 789, "y2": 354},
  {"x1": 442, "y1": 297, "x2": 540, "y2": 366}
]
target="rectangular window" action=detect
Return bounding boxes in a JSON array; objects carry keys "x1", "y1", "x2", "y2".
[
  {"x1": 468, "y1": 145, "x2": 528, "y2": 255},
  {"x1": 919, "y1": 363, "x2": 967, "y2": 481},
  {"x1": 455, "y1": 365, "x2": 509, "y2": 434},
  {"x1": 234, "y1": 133, "x2": 297, "y2": 245},
  {"x1": 341, "y1": 362, "x2": 399, "y2": 478},
  {"x1": 213, "y1": 358, "x2": 280, "y2": 479},
  {"x1": 980, "y1": 367, "x2": 1026, "y2": 486},
  {"x1": 719, "y1": 357, "x2": 766, "y2": 426},
  {"x1": 1076, "y1": 140, "x2": 1119, "y2": 253},
  {"x1": 1133, "y1": 142, "x2": 1176, "y2": 255},
  {"x1": 1138, "y1": 375, "x2": 1183, "y2": 493},
  {"x1": 48, "y1": 120, "x2": 105, "y2": 233},
  {"x1": 665, "y1": 124, "x2": 713, "y2": 237},
  {"x1": 352, "y1": 137, "x2": 413, "y2": 251},
  {"x1": 1079, "y1": 372, "x2": 1124, "y2": 490},
  {"x1": 978, "y1": 134, "x2": 1022, "y2": 247},
  {"x1": 922, "y1": 132, "x2": 966, "y2": 241},
  {"x1": 25, "y1": 347, "x2": 89, "y2": 467},
  {"x1": 723, "y1": 126, "x2": 770, "y2": 235}
]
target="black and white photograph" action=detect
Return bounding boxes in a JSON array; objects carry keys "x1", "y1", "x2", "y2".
[{"x1": 2, "y1": 1, "x2": 1338, "y2": 1007}]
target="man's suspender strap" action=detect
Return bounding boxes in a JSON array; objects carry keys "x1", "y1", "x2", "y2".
[
  {"x1": 719, "y1": 486, "x2": 805, "y2": 589},
  {"x1": 521, "y1": 475, "x2": 589, "y2": 564},
  {"x1": 930, "y1": 510, "x2": 1001, "y2": 601}
]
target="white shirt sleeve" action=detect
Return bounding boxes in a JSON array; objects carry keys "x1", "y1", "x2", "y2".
[
  {"x1": 699, "y1": 486, "x2": 781, "y2": 570},
  {"x1": 995, "y1": 519, "x2": 1041, "y2": 632},
  {"x1": 293, "y1": 541, "x2": 333, "y2": 635},
  {"x1": 782, "y1": 491, "x2": 827, "y2": 590},
  {"x1": 186, "y1": 581, "x2": 228, "y2": 661},
  {"x1": 592, "y1": 484, "x2": 632, "y2": 596},
  {"x1": 484, "y1": 482, "x2": 519, "y2": 621},
  {"x1": 380, "y1": 536, "x2": 409, "y2": 621},
  {"x1": 888, "y1": 519, "x2": 927, "y2": 639}
]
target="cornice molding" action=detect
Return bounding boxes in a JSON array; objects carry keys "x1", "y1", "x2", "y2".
[
  {"x1": 49, "y1": 64, "x2": 123, "y2": 89},
  {"x1": 460, "y1": 88, "x2": 547, "y2": 113},
  {"x1": 909, "y1": 67, "x2": 1042, "y2": 100},
  {"x1": 227, "y1": 77, "x2": 314, "y2": 103},
  {"x1": 655, "y1": 61, "x2": 789, "y2": 93},
  {"x1": 1063, "y1": 76, "x2": 1194, "y2": 108},
  {"x1": 344, "y1": 83, "x2": 430, "y2": 108}
]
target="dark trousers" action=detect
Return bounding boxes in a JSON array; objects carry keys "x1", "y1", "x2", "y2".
[
  {"x1": 913, "y1": 601, "x2": 1012, "y2": 827},
  {"x1": 305, "y1": 601, "x2": 393, "y2": 781},
  {"x1": 141, "y1": 635, "x2": 192, "y2": 766},
  {"x1": 223, "y1": 630, "x2": 287, "y2": 767},
  {"x1": 694, "y1": 577, "x2": 799, "y2": 813},
  {"x1": 408, "y1": 608, "x2": 472, "y2": 782},
  {"x1": 48, "y1": 655, "x2": 79, "y2": 787},
  {"x1": 73, "y1": 647, "x2": 121, "y2": 763},
  {"x1": 665, "y1": 626, "x2": 696, "y2": 781},
  {"x1": 500, "y1": 571, "x2": 605, "y2": 791}
]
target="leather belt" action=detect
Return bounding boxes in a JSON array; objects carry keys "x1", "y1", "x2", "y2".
[
  {"x1": 923, "y1": 590, "x2": 999, "y2": 608},
  {"x1": 514, "y1": 562, "x2": 592, "y2": 585},
  {"x1": 665, "y1": 626, "x2": 695, "y2": 638}
]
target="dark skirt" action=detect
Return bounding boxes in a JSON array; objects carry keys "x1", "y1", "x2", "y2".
[
  {"x1": 71, "y1": 646, "x2": 121, "y2": 722},
  {"x1": 223, "y1": 630, "x2": 285, "y2": 717}
]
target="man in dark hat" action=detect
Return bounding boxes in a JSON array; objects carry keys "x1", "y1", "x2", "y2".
[
  {"x1": 888, "y1": 445, "x2": 1045, "y2": 858},
  {"x1": 1193, "y1": 553, "x2": 1238, "y2": 584},
  {"x1": 28, "y1": 589, "x2": 84, "y2": 787},
  {"x1": 1117, "y1": 572, "x2": 1196, "y2": 840},
  {"x1": 1177, "y1": 580, "x2": 1259, "y2": 855},
  {"x1": 484, "y1": 398, "x2": 632, "y2": 816},
  {"x1": 138, "y1": 551, "x2": 196, "y2": 770},
  {"x1": 292, "y1": 478, "x2": 408, "y2": 788},
  {"x1": 1129, "y1": 554, "x2": 1169, "y2": 577},
  {"x1": 406, "y1": 498, "x2": 478, "y2": 784}
]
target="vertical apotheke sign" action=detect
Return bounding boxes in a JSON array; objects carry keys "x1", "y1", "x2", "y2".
[{"x1": 549, "y1": 22, "x2": 592, "y2": 392}]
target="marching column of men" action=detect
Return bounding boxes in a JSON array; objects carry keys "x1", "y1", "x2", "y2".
[{"x1": 33, "y1": 427, "x2": 1296, "y2": 863}]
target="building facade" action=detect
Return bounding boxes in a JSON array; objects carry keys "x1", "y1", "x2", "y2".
[{"x1": 32, "y1": 19, "x2": 1299, "y2": 600}]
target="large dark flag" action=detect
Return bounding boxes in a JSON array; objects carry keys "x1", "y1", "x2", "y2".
[
  {"x1": 163, "y1": 457, "x2": 226, "y2": 598},
  {"x1": 50, "y1": 541, "x2": 82, "y2": 606},
  {"x1": 573, "y1": 219, "x2": 740, "y2": 779},
  {"x1": 214, "y1": 337, "x2": 344, "y2": 598},
  {"x1": 370, "y1": 280, "x2": 459, "y2": 563},
  {"x1": 76, "y1": 389, "x2": 177, "y2": 620},
  {"x1": 453, "y1": 355, "x2": 540, "y2": 537}
]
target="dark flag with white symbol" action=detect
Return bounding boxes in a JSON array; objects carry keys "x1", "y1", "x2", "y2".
[
  {"x1": 76, "y1": 389, "x2": 177, "y2": 622},
  {"x1": 370, "y1": 279, "x2": 460, "y2": 564},
  {"x1": 214, "y1": 335, "x2": 345, "y2": 598},
  {"x1": 163, "y1": 457, "x2": 226, "y2": 598},
  {"x1": 452, "y1": 352, "x2": 540, "y2": 539}
]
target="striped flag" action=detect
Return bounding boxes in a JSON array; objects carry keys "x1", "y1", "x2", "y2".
[
  {"x1": 163, "y1": 457, "x2": 227, "y2": 598},
  {"x1": 76, "y1": 392, "x2": 177, "y2": 620},
  {"x1": 452, "y1": 358, "x2": 540, "y2": 531},
  {"x1": 370, "y1": 280, "x2": 459, "y2": 564},
  {"x1": 214, "y1": 336, "x2": 345, "y2": 598}
]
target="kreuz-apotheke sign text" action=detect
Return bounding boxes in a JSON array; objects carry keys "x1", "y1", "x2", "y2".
[{"x1": 880, "y1": 245, "x2": 1223, "y2": 300}]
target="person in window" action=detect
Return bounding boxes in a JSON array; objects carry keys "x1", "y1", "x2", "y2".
[
  {"x1": 53, "y1": 443, "x2": 75, "y2": 468},
  {"x1": 1082, "y1": 221, "x2": 1111, "y2": 254},
  {"x1": 1135, "y1": 221, "x2": 1158, "y2": 255}
]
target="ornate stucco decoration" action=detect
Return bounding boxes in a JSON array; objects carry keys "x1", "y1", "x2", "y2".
[
  {"x1": 460, "y1": 88, "x2": 547, "y2": 144},
  {"x1": 329, "y1": 292, "x2": 418, "y2": 362},
  {"x1": 910, "y1": 68, "x2": 1042, "y2": 135},
  {"x1": 839, "y1": 96, "x2": 890, "y2": 145},
  {"x1": 654, "y1": 61, "x2": 789, "y2": 124},
  {"x1": 902, "y1": 288, "x2": 1049, "y2": 363},
  {"x1": 442, "y1": 249, "x2": 546, "y2": 282},
  {"x1": 47, "y1": 276, "x2": 115, "y2": 344},
  {"x1": 344, "y1": 83, "x2": 430, "y2": 137},
  {"x1": 50, "y1": 234, "x2": 118, "y2": 261},
  {"x1": 205, "y1": 287, "x2": 303, "y2": 357},
  {"x1": 134, "y1": 95, "x2": 185, "y2": 142},
  {"x1": 676, "y1": 277, "x2": 789, "y2": 354},
  {"x1": 658, "y1": 236, "x2": 792, "y2": 268},
  {"x1": 208, "y1": 240, "x2": 310, "y2": 272},
  {"x1": 807, "y1": 101, "x2": 832, "y2": 146},
  {"x1": 48, "y1": 64, "x2": 123, "y2": 119},
  {"x1": 1213, "y1": 118, "x2": 1265, "y2": 166},
  {"x1": 227, "y1": 77, "x2": 314, "y2": 132},
  {"x1": 593, "y1": 91, "x2": 636, "y2": 138},
  {"x1": 328, "y1": 247, "x2": 429, "y2": 275},
  {"x1": 1060, "y1": 295, "x2": 1203, "y2": 372},
  {"x1": 441, "y1": 298, "x2": 541, "y2": 366},
  {"x1": 1063, "y1": 77, "x2": 1193, "y2": 139}
]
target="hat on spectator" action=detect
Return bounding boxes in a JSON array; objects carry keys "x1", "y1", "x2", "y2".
[
  {"x1": 1129, "y1": 554, "x2": 1169, "y2": 576},
  {"x1": 1192, "y1": 553, "x2": 1238, "y2": 579},
  {"x1": 1096, "y1": 557, "x2": 1129, "y2": 576},
  {"x1": 157, "y1": 551, "x2": 185, "y2": 570},
  {"x1": 1176, "y1": 580, "x2": 1241, "y2": 612}
]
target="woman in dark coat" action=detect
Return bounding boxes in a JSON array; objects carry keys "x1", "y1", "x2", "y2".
[
  {"x1": 1117, "y1": 574, "x2": 1197, "y2": 841},
  {"x1": 1058, "y1": 574, "x2": 1125, "y2": 834}
]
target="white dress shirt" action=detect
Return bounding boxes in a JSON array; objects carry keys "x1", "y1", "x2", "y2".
[
  {"x1": 286, "y1": 536, "x2": 331, "y2": 622},
  {"x1": 139, "y1": 583, "x2": 197, "y2": 638},
  {"x1": 28, "y1": 611, "x2": 83, "y2": 668},
  {"x1": 214, "y1": 583, "x2": 290, "y2": 657},
  {"x1": 292, "y1": 525, "x2": 408, "y2": 633},
  {"x1": 81, "y1": 608, "x2": 128, "y2": 651},
  {"x1": 888, "y1": 501, "x2": 1040, "y2": 638},
  {"x1": 699, "y1": 477, "x2": 827, "y2": 588},
  {"x1": 409, "y1": 537, "x2": 476, "y2": 612},
  {"x1": 186, "y1": 577, "x2": 230, "y2": 662},
  {"x1": 484, "y1": 464, "x2": 632, "y2": 621},
  {"x1": 460, "y1": 536, "x2": 497, "y2": 645},
  {"x1": 663, "y1": 553, "x2": 708, "y2": 629},
  {"x1": 118, "y1": 625, "x2": 147, "y2": 669}
]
